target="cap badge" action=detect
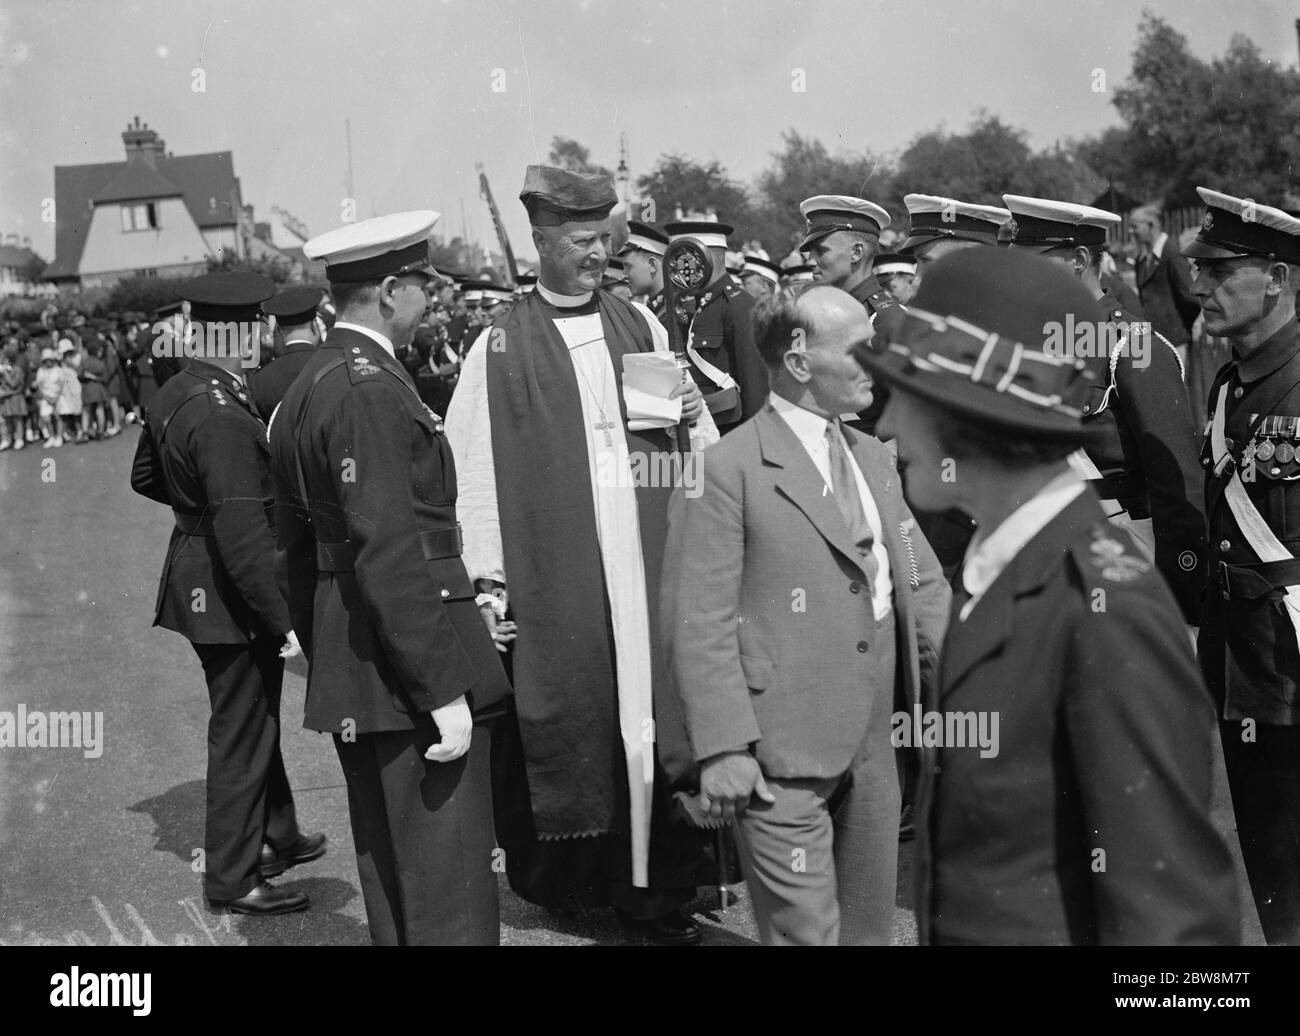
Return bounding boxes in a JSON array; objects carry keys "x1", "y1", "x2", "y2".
[{"x1": 1203, "y1": 212, "x2": 1215, "y2": 232}]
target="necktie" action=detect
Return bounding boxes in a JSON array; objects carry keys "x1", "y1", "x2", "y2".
[{"x1": 826, "y1": 421, "x2": 878, "y2": 586}]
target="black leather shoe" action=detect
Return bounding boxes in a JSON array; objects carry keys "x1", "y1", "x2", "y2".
[
  {"x1": 260, "y1": 833, "x2": 327, "y2": 877},
  {"x1": 618, "y1": 909, "x2": 703, "y2": 946},
  {"x1": 209, "y1": 881, "x2": 309, "y2": 915},
  {"x1": 899, "y1": 804, "x2": 915, "y2": 842}
]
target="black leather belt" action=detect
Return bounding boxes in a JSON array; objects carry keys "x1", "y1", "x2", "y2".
[
  {"x1": 316, "y1": 525, "x2": 463, "y2": 572},
  {"x1": 173, "y1": 509, "x2": 215, "y2": 536},
  {"x1": 1216, "y1": 558, "x2": 1300, "y2": 600}
]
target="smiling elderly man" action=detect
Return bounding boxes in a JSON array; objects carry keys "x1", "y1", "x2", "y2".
[{"x1": 446, "y1": 164, "x2": 718, "y2": 944}]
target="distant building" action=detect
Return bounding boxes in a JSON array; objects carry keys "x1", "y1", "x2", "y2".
[
  {"x1": 0, "y1": 234, "x2": 49, "y2": 298},
  {"x1": 45, "y1": 117, "x2": 246, "y2": 290}
]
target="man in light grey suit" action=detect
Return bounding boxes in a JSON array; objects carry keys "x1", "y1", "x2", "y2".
[{"x1": 660, "y1": 285, "x2": 950, "y2": 945}]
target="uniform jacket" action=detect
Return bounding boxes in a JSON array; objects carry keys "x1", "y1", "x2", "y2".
[
  {"x1": 1200, "y1": 317, "x2": 1300, "y2": 724},
  {"x1": 672, "y1": 273, "x2": 769, "y2": 429},
  {"x1": 1137, "y1": 236, "x2": 1199, "y2": 347},
  {"x1": 848, "y1": 272, "x2": 899, "y2": 318},
  {"x1": 661, "y1": 403, "x2": 949, "y2": 779},
  {"x1": 917, "y1": 489, "x2": 1239, "y2": 945},
  {"x1": 1081, "y1": 288, "x2": 1207, "y2": 621},
  {"x1": 249, "y1": 340, "x2": 315, "y2": 420},
  {"x1": 269, "y1": 326, "x2": 510, "y2": 735},
  {"x1": 129, "y1": 359, "x2": 291, "y2": 645}
]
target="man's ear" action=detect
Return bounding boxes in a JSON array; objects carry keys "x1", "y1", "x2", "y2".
[
  {"x1": 1074, "y1": 246, "x2": 1092, "y2": 274},
  {"x1": 531, "y1": 228, "x2": 548, "y2": 257},
  {"x1": 378, "y1": 275, "x2": 400, "y2": 310},
  {"x1": 782, "y1": 344, "x2": 812, "y2": 384},
  {"x1": 648, "y1": 257, "x2": 658, "y2": 278},
  {"x1": 1266, "y1": 261, "x2": 1296, "y2": 296}
]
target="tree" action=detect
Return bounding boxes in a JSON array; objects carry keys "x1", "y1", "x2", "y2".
[
  {"x1": 205, "y1": 251, "x2": 292, "y2": 283},
  {"x1": 751, "y1": 130, "x2": 895, "y2": 259},
  {"x1": 896, "y1": 112, "x2": 1033, "y2": 205},
  {"x1": 894, "y1": 112, "x2": 1105, "y2": 209},
  {"x1": 634, "y1": 154, "x2": 754, "y2": 238},
  {"x1": 547, "y1": 136, "x2": 612, "y2": 179},
  {"x1": 1092, "y1": 13, "x2": 1300, "y2": 206}
]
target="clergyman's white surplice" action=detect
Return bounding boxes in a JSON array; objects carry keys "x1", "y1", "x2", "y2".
[{"x1": 446, "y1": 284, "x2": 669, "y2": 886}]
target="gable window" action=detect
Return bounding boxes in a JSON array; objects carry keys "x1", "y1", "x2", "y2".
[{"x1": 120, "y1": 202, "x2": 159, "y2": 231}]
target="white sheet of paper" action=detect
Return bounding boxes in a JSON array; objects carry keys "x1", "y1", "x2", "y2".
[{"x1": 622, "y1": 352, "x2": 683, "y2": 429}]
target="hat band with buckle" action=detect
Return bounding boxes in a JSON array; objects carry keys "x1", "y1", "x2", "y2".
[{"x1": 887, "y1": 305, "x2": 1083, "y2": 417}]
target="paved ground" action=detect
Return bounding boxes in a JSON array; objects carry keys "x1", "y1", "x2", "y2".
[{"x1": 0, "y1": 429, "x2": 1262, "y2": 946}]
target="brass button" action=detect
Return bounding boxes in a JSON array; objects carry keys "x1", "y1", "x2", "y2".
[
  {"x1": 1220, "y1": 539, "x2": 1231, "y2": 552},
  {"x1": 1234, "y1": 386, "x2": 1244, "y2": 398},
  {"x1": 857, "y1": 641, "x2": 868, "y2": 653},
  {"x1": 849, "y1": 581, "x2": 861, "y2": 594},
  {"x1": 1082, "y1": 404, "x2": 1091, "y2": 414},
  {"x1": 439, "y1": 588, "x2": 450, "y2": 599}
]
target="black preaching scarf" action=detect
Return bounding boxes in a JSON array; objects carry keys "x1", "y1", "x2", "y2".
[{"x1": 485, "y1": 289, "x2": 676, "y2": 839}]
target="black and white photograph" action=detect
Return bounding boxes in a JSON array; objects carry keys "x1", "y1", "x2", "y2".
[{"x1": 0, "y1": 0, "x2": 1296, "y2": 1006}]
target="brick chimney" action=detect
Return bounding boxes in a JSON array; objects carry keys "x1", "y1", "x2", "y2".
[{"x1": 122, "y1": 115, "x2": 166, "y2": 166}]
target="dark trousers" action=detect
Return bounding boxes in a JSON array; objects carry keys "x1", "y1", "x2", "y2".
[
  {"x1": 333, "y1": 720, "x2": 499, "y2": 946},
  {"x1": 1220, "y1": 719, "x2": 1300, "y2": 945},
  {"x1": 193, "y1": 638, "x2": 298, "y2": 901},
  {"x1": 733, "y1": 609, "x2": 899, "y2": 945}
]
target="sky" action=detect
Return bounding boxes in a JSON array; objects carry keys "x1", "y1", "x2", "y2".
[{"x1": 0, "y1": 0, "x2": 1294, "y2": 266}]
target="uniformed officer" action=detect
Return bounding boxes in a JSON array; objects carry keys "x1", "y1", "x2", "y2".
[
  {"x1": 270, "y1": 211, "x2": 512, "y2": 946},
  {"x1": 129, "y1": 272, "x2": 324, "y2": 916},
  {"x1": 872, "y1": 252, "x2": 918, "y2": 305},
  {"x1": 514, "y1": 271, "x2": 538, "y2": 295},
  {"x1": 1003, "y1": 195, "x2": 1207, "y2": 623},
  {"x1": 739, "y1": 254, "x2": 781, "y2": 300},
  {"x1": 799, "y1": 195, "x2": 897, "y2": 316},
  {"x1": 662, "y1": 218, "x2": 769, "y2": 431},
  {"x1": 859, "y1": 247, "x2": 1239, "y2": 945},
  {"x1": 617, "y1": 220, "x2": 669, "y2": 317},
  {"x1": 249, "y1": 286, "x2": 326, "y2": 420},
  {"x1": 901, "y1": 193, "x2": 1012, "y2": 288},
  {"x1": 1190, "y1": 187, "x2": 1300, "y2": 945},
  {"x1": 601, "y1": 256, "x2": 634, "y2": 301},
  {"x1": 780, "y1": 263, "x2": 816, "y2": 288},
  {"x1": 798, "y1": 195, "x2": 897, "y2": 434}
]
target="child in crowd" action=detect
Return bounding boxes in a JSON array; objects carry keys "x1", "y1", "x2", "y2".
[
  {"x1": 34, "y1": 348, "x2": 65, "y2": 447},
  {"x1": 57, "y1": 342, "x2": 83, "y2": 444},
  {"x1": 0, "y1": 339, "x2": 27, "y2": 450},
  {"x1": 80, "y1": 339, "x2": 109, "y2": 439}
]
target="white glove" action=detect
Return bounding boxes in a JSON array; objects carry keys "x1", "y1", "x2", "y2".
[
  {"x1": 279, "y1": 630, "x2": 303, "y2": 661},
  {"x1": 426, "y1": 694, "x2": 473, "y2": 763}
]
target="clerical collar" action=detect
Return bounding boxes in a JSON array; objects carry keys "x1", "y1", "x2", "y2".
[
  {"x1": 537, "y1": 282, "x2": 594, "y2": 309},
  {"x1": 334, "y1": 321, "x2": 395, "y2": 358}
]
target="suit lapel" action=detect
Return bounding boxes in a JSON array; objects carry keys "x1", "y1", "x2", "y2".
[{"x1": 758, "y1": 407, "x2": 868, "y2": 579}]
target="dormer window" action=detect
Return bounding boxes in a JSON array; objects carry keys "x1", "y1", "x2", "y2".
[{"x1": 121, "y1": 202, "x2": 159, "y2": 231}]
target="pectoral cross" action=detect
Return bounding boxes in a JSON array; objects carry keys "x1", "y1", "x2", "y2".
[{"x1": 594, "y1": 415, "x2": 616, "y2": 447}]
